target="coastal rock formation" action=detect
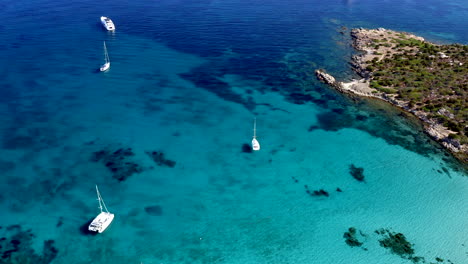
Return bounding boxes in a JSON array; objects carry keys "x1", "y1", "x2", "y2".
[
  {"x1": 315, "y1": 70, "x2": 375, "y2": 97},
  {"x1": 315, "y1": 69, "x2": 338, "y2": 87},
  {"x1": 316, "y1": 28, "x2": 468, "y2": 163}
]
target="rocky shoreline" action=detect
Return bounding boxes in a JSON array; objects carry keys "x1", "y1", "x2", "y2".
[{"x1": 316, "y1": 28, "x2": 467, "y2": 163}]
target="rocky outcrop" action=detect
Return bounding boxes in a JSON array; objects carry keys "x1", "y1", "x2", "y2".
[
  {"x1": 315, "y1": 69, "x2": 338, "y2": 86},
  {"x1": 315, "y1": 28, "x2": 467, "y2": 163},
  {"x1": 315, "y1": 69, "x2": 375, "y2": 97},
  {"x1": 426, "y1": 124, "x2": 467, "y2": 154}
]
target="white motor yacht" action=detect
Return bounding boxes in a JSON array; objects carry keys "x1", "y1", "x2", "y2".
[{"x1": 100, "y1": 16, "x2": 115, "y2": 31}]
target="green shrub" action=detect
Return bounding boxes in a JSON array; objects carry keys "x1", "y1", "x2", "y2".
[
  {"x1": 370, "y1": 81, "x2": 381, "y2": 89},
  {"x1": 378, "y1": 87, "x2": 398, "y2": 94}
]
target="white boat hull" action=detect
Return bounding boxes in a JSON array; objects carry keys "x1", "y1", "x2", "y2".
[
  {"x1": 100, "y1": 16, "x2": 115, "y2": 31},
  {"x1": 100, "y1": 62, "x2": 110, "y2": 72},
  {"x1": 88, "y1": 212, "x2": 114, "y2": 233},
  {"x1": 252, "y1": 138, "x2": 260, "y2": 151}
]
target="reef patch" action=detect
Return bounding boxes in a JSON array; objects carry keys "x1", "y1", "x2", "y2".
[
  {"x1": 146, "y1": 151, "x2": 176, "y2": 168},
  {"x1": 304, "y1": 185, "x2": 329, "y2": 198},
  {"x1": 349, "y1": 164, "x2": 365, "y2": 182},
  {"x1": 343, "y1": 227, "x2": 366, "y2": 248},
  {"x1": 0, "y1": 225, "x2": 58, "y2": 263},
  {"x1": 342, "y1": 227, "x2": 456, "y2": 264},
  {"x1": 145, "y1": 205, "x2": 163, "y2": 216},
  {"x1": 91, "y1": 147, "x2": 144, "y2": 182},
  {"x1": 376, "y1": 228, "x2": 414, "y2": 257}
]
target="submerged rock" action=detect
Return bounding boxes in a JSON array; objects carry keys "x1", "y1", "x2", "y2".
[
  {"x1": 355, "y1": 114, "x2": 368, "y2": 121},
  {"x1": 0, "y1": 225, "x2": 58, "y2": 263},
  {"x1": 376, "y1": 228, "x2": 414, "y2": 256},
  {"x1": 145, "y1": 205, "x2": 163, "y2": 216},
  {"x1": 304, "y1": 185, "x2": 329, "y2": 197},
  {"x1": 146, "y1": 151, "x2": 176, "y2": 168},
  {"x1": 90, "y1": 147, "x2": 144, "y2": 182},
  {"x1": 343, "y1": 227, "x2": 365, "y2": 247},
  {"x1": 56, "y1": 217, "x2": 63, "y2": 227},
  {"x1": 316, "y1": 111, "x2": 354, "y2": 131},
  {"x1": 346, "y1": 227, "x2": 452, "y2": 263},
  {"x1": 179, "y1": 69, "x2": 253, "y2": 110},
  {"x1": 110, "y1": 162, "x2": 144, "y2": 182},
  {"x1": 307, "y1": 125, "x2": 320, "y2": 132},
  {"x1": 312, "y1": 189, "x2": 329, "y2": 197},
  {"x1": 349, "y1": 164, "x2": 365, "y2": 182},
  {"x1": 287, "y1": 92, "x2": 314, "y2": 105},
  {"x1": 331, "y1": 108, "x2": 345, "y2": 114}
]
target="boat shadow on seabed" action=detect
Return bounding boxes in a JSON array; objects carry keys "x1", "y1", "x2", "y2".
[{"x1": 79, "y1": 219, "x2": 98, "y2": 236}]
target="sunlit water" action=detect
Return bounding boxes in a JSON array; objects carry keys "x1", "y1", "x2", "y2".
[{"x1": 0, "y1": 0, "x2": 467, "y2": 263}]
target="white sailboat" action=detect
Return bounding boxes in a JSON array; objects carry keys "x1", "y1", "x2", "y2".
[
  {"x1": 252, "y1": 118, "x2": 260, "y2": 151},
  {"x1": 100, "y1": 41, "x2": 110, "y2": 72},
  {"x1": 88, "y1": 185, "x2": 114, "y2": 233}
]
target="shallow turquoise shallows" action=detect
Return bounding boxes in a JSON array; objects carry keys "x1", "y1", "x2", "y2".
[{"x1": 0, "y1": 0, "x2": 467, "y2": 263}]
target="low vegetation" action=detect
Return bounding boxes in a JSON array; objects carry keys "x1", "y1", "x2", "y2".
[{"x1": 358, "y1": 30, "x2": 468, "y2": 158}]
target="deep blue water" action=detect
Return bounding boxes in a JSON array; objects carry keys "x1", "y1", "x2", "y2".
[{"x1": 0, "y1": 0, "x2": 467, "y2": 263}]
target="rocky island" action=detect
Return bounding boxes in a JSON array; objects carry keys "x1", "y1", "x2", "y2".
[{"x1": 316, "y1": 28, "x2": 468, "y2": 163}]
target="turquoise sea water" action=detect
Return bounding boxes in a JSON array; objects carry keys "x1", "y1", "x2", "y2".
[{"x1": 0, "y1": 0, "x2": 467, "y2": 263}]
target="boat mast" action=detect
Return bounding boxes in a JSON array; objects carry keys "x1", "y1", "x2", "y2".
[
  {"x1": 253, "y1": 118, "x2": 257, "y2": 139},
  {"x1": 96, "y1": 185, "x2": 103, "y2": 213},
  {"x1": 103, "y1": 41, "x2": 110, "y2": 63},
  {"x1": 95, "y1": 185, "x2": 110, "y2": 213}
]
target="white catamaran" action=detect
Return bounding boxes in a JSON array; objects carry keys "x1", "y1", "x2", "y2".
[
  {"x1": 100, "y1": 41, "x2": 110, "y2": 72},
  {"x1": 88, "y1": 185, "x2": 114, "y2": 233},
  {"x1": 252, "y1": 118, "x2": 260, "y2": 151}
]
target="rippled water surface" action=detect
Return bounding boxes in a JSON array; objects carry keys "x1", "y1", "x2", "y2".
[{"x1": 0, "y1": 0, "x2": 467, "y2": 263}]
